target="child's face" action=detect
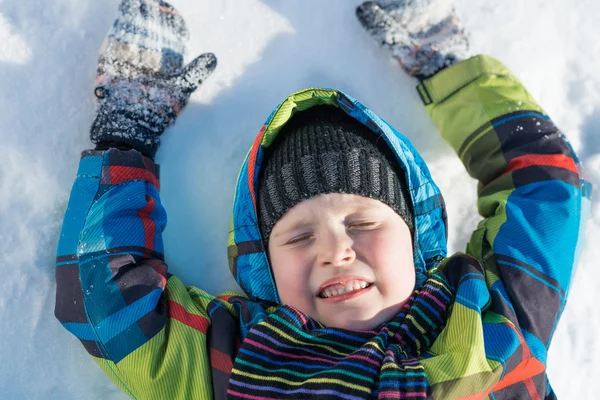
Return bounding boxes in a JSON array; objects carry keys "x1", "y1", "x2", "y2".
[{"x1": 268, "y1": 193, "x2": 415, "y2": 331}]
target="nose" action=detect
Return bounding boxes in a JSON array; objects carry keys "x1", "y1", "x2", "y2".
[{"x1": 317, "y1": 229, "x2": 356, "y2": 267}]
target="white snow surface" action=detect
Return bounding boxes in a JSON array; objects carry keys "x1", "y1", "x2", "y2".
[{"x1": 1, "y1": 0, "x2": 598, "y2": 398}]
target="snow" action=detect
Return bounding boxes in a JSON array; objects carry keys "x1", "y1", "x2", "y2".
[{"x1": 0, "y1": 0, "x2": 598, "y2": 398}]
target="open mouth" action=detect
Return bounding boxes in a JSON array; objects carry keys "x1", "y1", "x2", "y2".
[{"x1": 318, "y1": 280, "x2": 373, "y2": 298}]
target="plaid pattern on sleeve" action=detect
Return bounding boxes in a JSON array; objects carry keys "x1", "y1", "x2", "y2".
[
  {"x1": 417, "y1": 55, "x2": 592, "y2": 399},
  {"x1": 55, "y1": 149, "x2": 167, "y2": 362},
  {"x1": 55, "y1": 149, "x2": 250, "y2": 399}
]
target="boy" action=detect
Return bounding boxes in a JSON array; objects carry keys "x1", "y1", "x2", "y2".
[{"x1": 54, "y1": 0, "x2": 591, "y2": 399}]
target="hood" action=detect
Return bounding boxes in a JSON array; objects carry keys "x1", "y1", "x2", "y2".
[{"x1": 227, "y1": 88, "x2": 448, "y2": 303}]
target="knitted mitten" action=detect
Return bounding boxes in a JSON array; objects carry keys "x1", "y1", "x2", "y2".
[
  {"x1": 90, "y1": 0, "x2": 217, "y2": 158},
  {"x1": 356, "y1": 0, "x2": 470, "y2": 79}
]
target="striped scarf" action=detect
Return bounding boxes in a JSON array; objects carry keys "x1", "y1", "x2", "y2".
[{"x1": 227, "y1": 271, "x2": 453, "y2": 399}]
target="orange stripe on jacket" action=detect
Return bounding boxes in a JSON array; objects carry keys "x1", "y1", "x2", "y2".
[{"x1": 456, "y1": 322, "x2": 545, "y2": 399}]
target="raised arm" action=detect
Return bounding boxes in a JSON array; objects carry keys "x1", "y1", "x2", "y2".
[
  {"x1": 356, "y1": 0, "x2": 591, "y2": 354},
  {"x1": 54, "y1": 1, "x2": 228, "y2": 398},
  {"x1": 418, "y1": 56, "x2": 591, "y2": 348}
]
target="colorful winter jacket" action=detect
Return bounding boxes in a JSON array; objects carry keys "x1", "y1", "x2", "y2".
[{"x1": 55, "y1": 55, "x2": 591, "y2": 399}]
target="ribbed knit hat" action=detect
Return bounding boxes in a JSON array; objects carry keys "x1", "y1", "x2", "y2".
[{"x1": 257, "y1": 105, "x2": 413, "y2": 243}]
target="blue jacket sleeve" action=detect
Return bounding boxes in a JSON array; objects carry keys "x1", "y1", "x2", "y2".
[
  {"x1": 418, "y1": 55, "x2": 593, "y2": 353},
  {"x1": 54, "y1": 149, "x2": 169, "y2": 362}
]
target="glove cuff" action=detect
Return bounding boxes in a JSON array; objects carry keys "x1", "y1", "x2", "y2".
[{"x1": 90, "y1": 109, "x2": 161, "y2": 159}]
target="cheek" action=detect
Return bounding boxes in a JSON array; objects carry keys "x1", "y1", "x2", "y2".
[
  {"x1": 269, "y1": 248, "x2": 313, "y2": 306},
  {"x1": 365, "y1": 230, "x2": 415, "y2": 291}
]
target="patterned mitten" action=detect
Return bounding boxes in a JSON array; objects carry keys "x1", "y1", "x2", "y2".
[
  {"x1": 356, "y1": 0, "x2": 470, "y2": 79},
  {"x1": 90, "y1": 0, "x2": 217, "y2": 158}
]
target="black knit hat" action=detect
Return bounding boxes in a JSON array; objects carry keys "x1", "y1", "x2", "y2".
[{"x1": 257, "y1": 105, "x2": 414, "y2": 243}]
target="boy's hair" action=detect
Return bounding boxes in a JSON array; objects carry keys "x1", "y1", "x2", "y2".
[{"x1": 257, "y1": 105, "x2": 414, "y2": 243}]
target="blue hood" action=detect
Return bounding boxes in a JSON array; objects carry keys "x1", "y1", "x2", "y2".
[{"x1": 227, "y1": 88, "x2": 448, "y2": 303}]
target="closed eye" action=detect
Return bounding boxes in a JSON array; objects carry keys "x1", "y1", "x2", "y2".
[
  {"x1": 347, "y1": 221, "x2": 379, "y2": 230},
  {"x1": 285, "y1": 234, "x2": 313, "y2": 245}
]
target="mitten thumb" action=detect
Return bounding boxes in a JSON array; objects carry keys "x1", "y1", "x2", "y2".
[
  {"x1": 356, "y1": 1, "x2": 404, "y2": 47},
  {"x1": 175, "y1": 52, "x2": 218, "y2": 94}
]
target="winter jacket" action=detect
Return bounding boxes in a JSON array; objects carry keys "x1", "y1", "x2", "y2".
[{"x1": 55, "y1": 55, "x2": 591, "y2": 399}]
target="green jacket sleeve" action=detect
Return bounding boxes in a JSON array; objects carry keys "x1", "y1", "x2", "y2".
[{"x1": 418, "y1": 55, "x2": 591, "y2": 351}]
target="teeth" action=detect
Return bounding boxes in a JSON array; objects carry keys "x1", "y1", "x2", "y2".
[{"x1": 320, "y1": 280, "x2": 371, "y2": 298}]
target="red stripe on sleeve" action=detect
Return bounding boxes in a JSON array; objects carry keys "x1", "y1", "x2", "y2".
[
  {"x1": 109, "y1": 165, "x2": 160, "y2": 190},
  {"x1": 210, "y1": 347, "x2": 234, "y2": 374},
  {"x1": 504, "y1": 154, "x2": 577, "y2": 175},
  {"x1": 247, "y1": 125, "x2": 266, "y2": 211},
  {"x1": 168, "y1": 300, "x2": 210, "y2": 333},
  {"x1": 137, "y1": 196, "x2": 157, "y2": 251},
  {"x1": 147, "y1": 259, "x2": 167, "y2": 289},
  {"x1": 216, "y1": 294, "x2": 235, "y2": 302},
  {"x1": 523, "y1": 377, "x2": 542, "y2": 400}
]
